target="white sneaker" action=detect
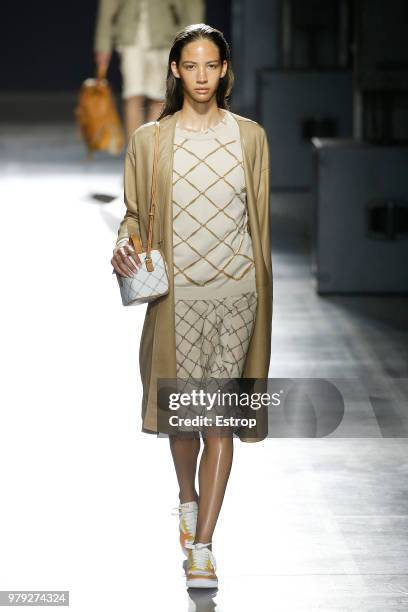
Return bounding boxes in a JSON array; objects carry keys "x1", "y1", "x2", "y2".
[
  {"x1": 185, "y1": 541, "x2": 218, "y2": 589},
  {"x1": 171, "y1": 500, "x2": 198, "y2": 556}
]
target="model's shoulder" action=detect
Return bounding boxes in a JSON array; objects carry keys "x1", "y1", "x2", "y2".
[
  {"x1": 229, "y1": 111, "x2": 263, "y2": 127},
  {"x1": 131, "y1": 120, "x2": 156, "y2": 140},
  {"x1": 229, "y1": 110, "x2": 258, "y2": 124},
  {"x1": 229, "y1": 111, "x2": 266, "y2": 136},
  {"x1": 127, "y1": 120, "x2": 159, "y2": 153},
  {"x1": 130, "y1": 114, "x2": 173, "y2": 140}
]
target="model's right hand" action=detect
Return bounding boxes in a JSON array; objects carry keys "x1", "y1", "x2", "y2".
[{"x1": 111, "y1": 240, "x2": 142, "y2": 277}]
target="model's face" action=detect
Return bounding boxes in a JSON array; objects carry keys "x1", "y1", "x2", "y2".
[{"x1": 171, "y1": 38, "x2": 227, "y2": 103}]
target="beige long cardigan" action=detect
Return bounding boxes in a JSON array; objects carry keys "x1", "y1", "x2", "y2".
[{"x1": 115, "y1": 110, "x2": 273, "y2": 442}]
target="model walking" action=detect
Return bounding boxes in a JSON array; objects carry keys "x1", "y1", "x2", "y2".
[
  {"x1": 111, "y1": 23, "x2": 273, "y2": 589},
  {"x1": 94, "y1": 0, "x2": 204, "y2": 139}
]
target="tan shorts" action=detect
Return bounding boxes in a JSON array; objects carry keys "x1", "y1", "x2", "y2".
[{"x1": 116, "y1": 1, "x2": 169, "y2": 100}]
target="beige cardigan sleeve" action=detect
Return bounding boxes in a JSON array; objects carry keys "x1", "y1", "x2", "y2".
[
  {"x1": 115, "y1": 139, "x2": 140, "y2": 247},
  {"x1": 94, "y1": 0, "x2": 120, "y2": 54},
  {"x1": 257, "y1": 128, "x2": 272, "y2": 282}
]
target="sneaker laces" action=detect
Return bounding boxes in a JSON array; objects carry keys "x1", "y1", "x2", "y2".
[
  {"x1": 171, "y1": 503, "x2": 197, "y2": 535},
  {"x1": 185, "y1": 541, "x2": 217, "y2": 572}
]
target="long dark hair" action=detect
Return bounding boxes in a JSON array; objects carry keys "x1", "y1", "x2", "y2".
[{"x1": 157, "y1": 23, "x2": 234, "y2": 121}]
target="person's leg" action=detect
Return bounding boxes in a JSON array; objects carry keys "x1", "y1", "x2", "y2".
[
  {"x1": 194, "y1": 429, "x2": 234, "y2": 551},
  {"x1": 169, "y1": 433, "x2": 201, "y2": 504},
  {"x1": 146, "y1": 97, "x2": 164, "y2": 122},
  {"x1": 144, "y1": 45, "x2": 167, "y2": 122},
  {"x1": 123, "y1": 95, "x2": 146, "y2": 141},
  {"x1": 117, "y1": 38, "x2": 146, "y2": 141}
]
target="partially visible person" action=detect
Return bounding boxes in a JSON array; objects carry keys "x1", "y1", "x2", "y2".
[{"x1": 94, "y1": 0, "x2": 205, "y2": 141}]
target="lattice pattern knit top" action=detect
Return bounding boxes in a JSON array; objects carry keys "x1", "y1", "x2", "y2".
[{"x1": 173, "y1": 109, "x2": 257, "y2": 300}]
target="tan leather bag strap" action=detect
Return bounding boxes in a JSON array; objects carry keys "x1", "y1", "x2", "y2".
[
  {"x1": 130, "y1": 121, "x2": 160, "y2": 272},
  {"x1": 130, "y1": 234, "x2": 143, "y2": 253},
  {"x1": 146, "y1": 121, "x2": 160, "y2": 257}
]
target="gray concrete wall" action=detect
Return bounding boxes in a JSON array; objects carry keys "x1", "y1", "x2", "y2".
[{"x1": 231, "y1": 0, "x2": 281, "y2": 118}]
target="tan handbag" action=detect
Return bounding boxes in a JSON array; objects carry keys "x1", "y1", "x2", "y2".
[
  {"x1": 74, "y1": 64, "x2": 125, "y2": 158},
  {"x1": 115, "y1": 121, "x2": 170, "y2": 306}
]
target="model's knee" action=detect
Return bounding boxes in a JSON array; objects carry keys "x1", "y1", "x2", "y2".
[
  {"x1": 202, "y1": 433, "x2": 233, "y2": 451},
  {"x1": 124, "y1": 95, "x2": 145, "y2": 106}
]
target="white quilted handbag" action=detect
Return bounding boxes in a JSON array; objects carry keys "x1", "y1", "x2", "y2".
[
  {"x1": 116, "y1": 234, "x2": 169, "y2": 306},
  {"x1": 114, "y1": 121, "x2": 170, "y2": 306}
]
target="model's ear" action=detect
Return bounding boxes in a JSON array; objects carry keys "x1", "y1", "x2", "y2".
[
  {"x1": 221, "y1": 60, "x2": 228, "y2": 78},
  {"x1": 170, "y1": 61, "x2": 180, "y2": 79}
]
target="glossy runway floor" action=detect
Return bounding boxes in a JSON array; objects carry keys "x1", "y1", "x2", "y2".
[{"x1": 0, "y1": 122, "x2": 407, "y2": 611}]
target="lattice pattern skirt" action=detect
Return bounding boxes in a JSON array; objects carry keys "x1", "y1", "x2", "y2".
[{"x1": 173, "y1": 291, "x2": 258, "y2": 436}]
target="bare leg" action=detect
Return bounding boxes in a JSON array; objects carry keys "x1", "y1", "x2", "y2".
[
  {"x1": 146, "y1": 97, "x2": 164, "y2": 122},
  {"x1": 123, "y1": 94, "x2": 145, "y2": 142},
  {"x1": 194, "y1": 429, "x2": 234, "y2": 551},
  {"x1": 169, "y1": 433, "x2": 201, "y2": 504}
]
